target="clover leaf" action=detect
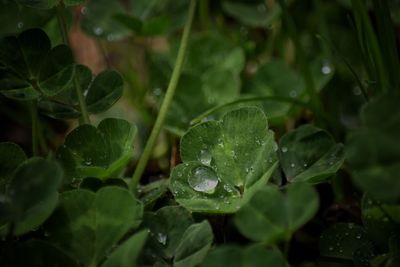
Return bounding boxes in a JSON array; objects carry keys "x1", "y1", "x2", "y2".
[
  {"x1": 347, "y1": 94, "x2": 400, "y2": 200},
  {"x1": 170, "y1": 107, "x2": 278, "y2": 213},
  {"x1": 0, "y1": 28, "x2": 74, "y2": 100},
  {"x1": 102, "y1": 230, "x2": 148, "y2": 267},
  {"x1": 57, "y1": 118, "x2": 136, "y2": 180},
  {"x1": 234, "y1": 182, "x2": 319, "y2": 244},
  {"x1": 141, "y1": 206, "x2": 213, "y2": 267},
  {"x1": 0, "y1": 142, "x2": 27, "y2": 192},
  {"x1": 39, "y1": 64, "x2": 123, "y2": 119},
  {"x1": 0, "y1": 158, "x2": 63, "y2": 236},
  {"x1": 45, "y1": 186, "x2": 143, "y2": 267},
  {"x1": 278, "y1": 124, "x2": 345, "y2": 184},
  {"x1": 201, "y1": 244, "x2": 287, "y2": 267}
]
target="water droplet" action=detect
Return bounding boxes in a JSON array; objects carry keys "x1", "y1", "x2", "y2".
[
  {"x1": 84, "y1": 158, "x2": 92, "y2": 166},
  {"x1": 321, "y1": 62, "x2": 332, "y2": 74},
  {"x1": 289, "y1": 90, "x2": 298, "y2": 98},
  {"x1": 156, "y1": 233, "x2": 167, "y2": 245},
  {"x1": 291, "y1": 163, "x2": 295, "y2": 168},
  {"x1": 329, "y1": 247, "x2": 334, "y2": 251},
  {"x1": 352, "y1": 86, "x2": 361, "y2": 96},
  {"x1": 81, "y1": 7, "x2": 87, "y2": 15},
  {"x1": 281, "y1": 147, "x2": 288, "y2": 153},
  {"x1": 188, "y1": 166, "x2": 218, "y2": 194},
  {"x1": 303, "y1": 163, "x2": 308, "y2": 167},
  {"x1": 273, "y1": 142, "x2": 278, "y2": 152},
  {"x1": 199, "y1": 149, "x2": 212, "y2": 166},
  {"x1": 94, "y1": 27, "x2": 103, "y2": 36},
  {"x1": 355, "y1": 234, "x2": 361, "y2": 239},
  {"x1": 17, "y1": 21, "x2": 24, "y2": 29}
]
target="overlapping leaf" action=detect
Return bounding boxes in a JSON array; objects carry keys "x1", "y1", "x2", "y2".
[
  {"x1": 0, "y1": 158, "x2": 63, "y2": 236},
  {"x1": 0, "y1": 142, "x2": 26, "y2": 192},
  {"x1": 57, "y1": 118, "x2": 136, "y2": 180},
  {"x1": 45, "y1": 186, "x2": 143, "y2": 267},
  {"x1": 278, "y1": 124, "x2": 345, "y2": 183},
  {"x1": 170, "y1": 107, "x2": 278, "y2": 213},
  {"x1": 0, "y1": 28, "x2": 74, "y2": 100},
  {"x1": 235, "y1": 182, "x2": 319, "y2": 244},
  {"x1": 39, "y1": 64, "x2": 123, "y2": 119}
]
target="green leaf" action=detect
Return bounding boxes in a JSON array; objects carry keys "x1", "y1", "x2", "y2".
[
  {"x1": 243, "y1": 60, "x2": 305, "y2": 123},
  {"x1": 102, "y1": 230, "x2": 148, "y2": 267},
  {"x1": 278, "y1": 124, "x2": 345, "y2": 183},
  {"x1": 14, "y1": 240, "x2": 79, "y2": 267},
  {"x1": 45, "y1": 186, "x2": 143, "y2": 267},
  {"x1": 142, "y1": 206, "x2": 194, "y2": 261},
  {"x1": 80, "y1": 0, "x2": 129, "y2": 41},
  {"x1": 347, "y1": 94, "x2": 400, "y2": 200},
  {"x1": 234, "y1": 182, "x2": 319, "y2": 244},
  {"x1": 221, "y1": 0, "x2": 281, "y2": 27},
  {"x1": 361, "y1": 194, "x2": 400, "y2": 251},
  {"x1": 16, "y1": 0, "x2": 83, "y2": 9},
  {"x1": 57, "y1": 118, "x2": 136, "y2": 180},
  {"x1": 0, "y1": 0, "x2": 54, "y2": 36},
  {"x1": 39, "y1": 65, "x2": 123, "y2": 119},
  {"x1": 170, "y1": 107, "x2": 278, "y2": 213},
  {"x1": 201, "y1": 244, "x2": 287, "y2": 267},
  {"x1": 319, "y1": 223, "x2": 371, "y2": 260},
  {"x1": 0, "y1": 158, "x2": 63, "y2": 236},
  {"x1": 173, "y1": 221, "x2": 214, "y2": 267},
  {"x1": 0, "y1": 28, "x2": 74, "y2": 100},
  {"x1": 0, "y1": 142, "x2": 26, "y2": 192}
]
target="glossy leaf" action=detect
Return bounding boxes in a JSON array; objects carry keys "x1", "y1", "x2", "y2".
[
  {"x1": 173, "y1": 221, "x2": 213, "y2": 267},
  {"x1": 170, "y1": 107, "x2": 278, "y2": 213},
  {"x1": 0, "y1": 142, "x2": 26, "y2": 192},
  {"x1": 102, "y1": 230, "x2": 148, "y2": 267},
  {"x1": 235, "y1": 182, "x2": 319, "y2": 244},
  {"x1": 278, "y1": 125, "x2": 345, "y2": 183},
  {"x1": 39, "y1": 64, "x2": 123, "y2": 119},
  {"x1": 0, "y1": 158, "x2": 63, "y2": 236},
  {"x1": 0, "y1": 28, "x2": 74, "y2": 100},
  {"x1": 201, "y1": 244, "x2": 287, "y2": 267},
  {"x1": 45, "y1": 187, "x2": 143, "y2": 267},
  {"x1": 16, "y1": 0, "x2": 83, "y2": 9},
  {"x1": 57, "y1": 118, "x2": 136, "y2": 180},
  {"x1": 319, "y1": 223, "x2": 371, "y2": 260}
]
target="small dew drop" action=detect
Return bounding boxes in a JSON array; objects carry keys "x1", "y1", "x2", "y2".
[
  {"x1": 199, "y1": 149, "x2": 212, "y2": 166},
  {"x1": 94, "y1": 27, "x2": 103, "y2": 36},
  {"x1": 81, "y1": 7, "x2": 87, "y2": 15},
  {"x1": 291, "y1": 163, "x2": 295, "y2": 168},
  {"x1": 188, "y1": 166, "x2": 218, "y2": 194},
  {"x1": 156, "y1": 233, "x2": 167, "y2": 245},
  {"x1": 281, "y1": 147, "x2": 288, "y2": 153},
  {"x1": 17, "y1": 21, "x2": 24, "y2": 29},
  {"x1": 289, "y1": 90, "x2": 298, "y2": 98},
  {"x1": 303, "y1": 163, "x2": 308, "y2": 167},
  {"x1": 329, "y1": 247, "x2": 334, "y2": 251},
  {"x1": 321, "y1": 62, "x2": 332, "y2": 74}
]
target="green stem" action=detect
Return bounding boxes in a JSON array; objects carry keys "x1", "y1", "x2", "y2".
[
  {"x1": 57, "y1": 2, "x2": 91, "y2": 124},
  {"x1": 129, "y1": 0, "x2": 197, "y2": 190},
  {"x1": 190, "y1": 96, "x2": 309, "y2": 125},
  {"x1": 29, "y1": 100, "x2": 39, "y2": 157},
  {"x1": 283, "y1": 234, "x2": 292, "y2": 260},
  {"x1": 277, "y1": 0, "x2": 324, "y2": 125}
]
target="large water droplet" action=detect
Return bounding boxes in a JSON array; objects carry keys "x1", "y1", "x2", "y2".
[
  {"x1": 199, "y1": 149, "x2": 212, "y2": 166},
  {"x1": 188, "y1": 166, "x2": 218, "y2": 194},
  {"x1": 321, "y1": 62, "x2": 332, "y2": 74}
]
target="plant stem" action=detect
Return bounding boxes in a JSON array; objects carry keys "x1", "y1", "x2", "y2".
[
  {"x1": 129, "y1": 0, "x2": 197, "y2": 190},
  {"x1": 277, "y1": 0, "x2": 324, "y2": 125},
  {"x1": 57, "y1": 1, "x2": 91, "y2": 125},
  {"x1": 29, "y1": 100, "x2": 39, "y2": 157},
  {"x1": 190, "y1": 96, "x2": 309, "y2": 125},
  {"x1": 283, "y1": 234, "x2": 292, "y2": 260}
]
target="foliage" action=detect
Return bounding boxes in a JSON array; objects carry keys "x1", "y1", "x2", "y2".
[{"x1": 0, "y1": 0, "x2": 400, "y2": 266}]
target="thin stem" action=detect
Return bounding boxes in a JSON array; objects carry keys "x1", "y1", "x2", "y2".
[
  {"x1": 190, "y1": 96, "x2": 309, "y2": 125},
  {"x1": 129, "y1": 0, "x2": 197, "y2": 190},
  {"x1": 29, "y1": 100, "x2": 39, "y2": 157},
  {"x1": 199, "y1": 0, "x2": 210, "y2": 30},
  {"x1": 56, "y1": 1, "x2": 91, "y2": 124},
  {"x1": 277, "y1": 0, "x2": 324, "y2": 125},
  {"x1": 283, "y1": 234, "x2": 292, "y2": 260}
]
